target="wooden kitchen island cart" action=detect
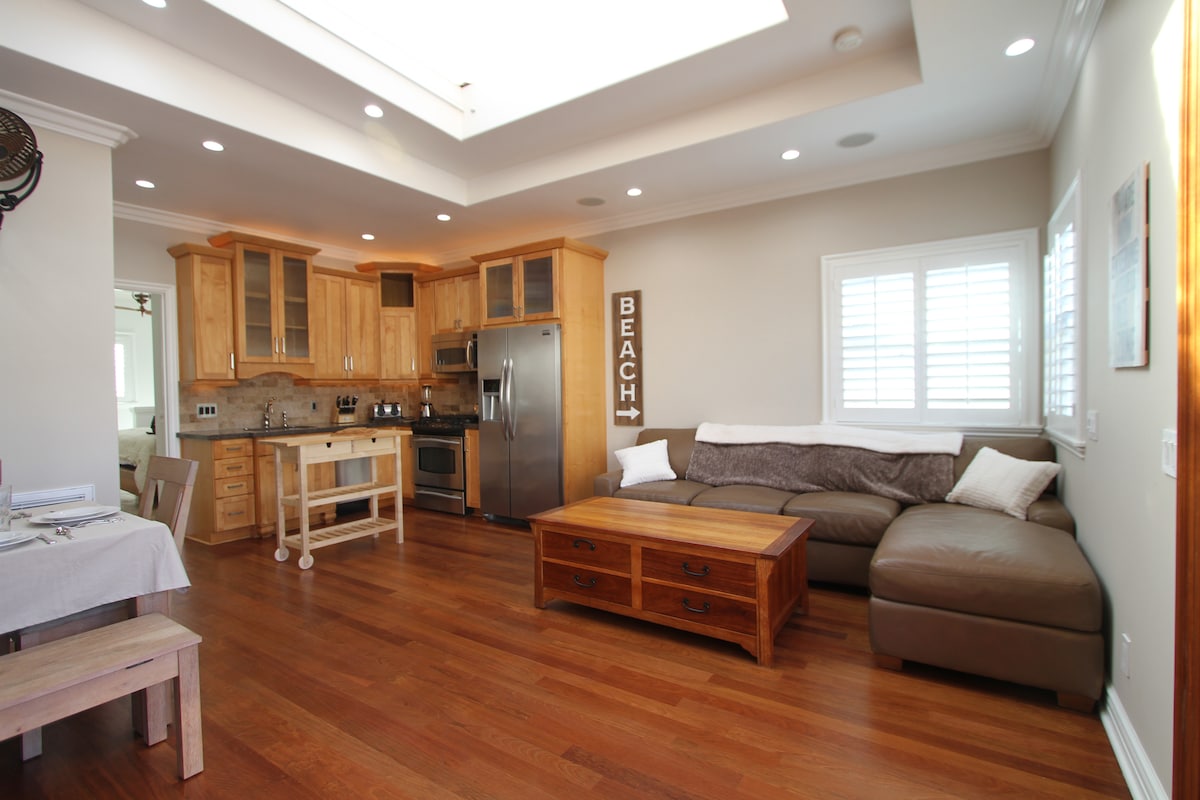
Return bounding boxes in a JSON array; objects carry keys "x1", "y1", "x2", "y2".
[{"x1": 258, "y1": 428, "x2": 403, "y2": 569}]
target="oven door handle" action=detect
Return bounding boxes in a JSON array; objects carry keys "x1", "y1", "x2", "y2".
[
  {"x1": 411, "y1": 435, "x2": 463, "y2": 447},
  {"x1": 415, "y1": 488, "x2": 465, "y2": 501}
]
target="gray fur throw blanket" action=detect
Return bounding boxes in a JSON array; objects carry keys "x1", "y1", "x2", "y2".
[{"x1": 685, "y1": 424, "x2": 962, "y2": 505}]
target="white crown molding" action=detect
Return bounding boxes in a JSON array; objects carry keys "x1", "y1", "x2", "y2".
[
  {"x1": 1031, "y1": 0, "x2": 1107, "y2": 142},
  {"x1": 0, "y1": 89, "x2": 136, "y2": 148}
]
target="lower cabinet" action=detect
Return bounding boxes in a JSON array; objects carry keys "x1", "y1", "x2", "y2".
[
  {"x1": 180, "y1": 437, "x2": 256, "y2": 544},
  {"x1": 254, "y1": 439, "x2": 334, "y2": 536},
  {"x1": 465, "y1": 428, "x2": 480, "y2": 510}
]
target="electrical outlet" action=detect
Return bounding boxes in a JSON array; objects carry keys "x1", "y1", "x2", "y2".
[
  {"x1": 1086, "y1": 410, "x2": 1099, "y2": 441},
  {"x1": 196, "y1": 403, "x2": 218, "y2": 419},
  {"x1": 311, "y1": 401, "x2": 318, "y2": 411},
  {"x1": 1119, "y1": 633, "x2": 1132, "y2": 679}
]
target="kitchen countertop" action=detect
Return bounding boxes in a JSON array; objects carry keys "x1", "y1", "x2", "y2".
[{"x1": 177, "y1": 418, "x2": 418, "y2": 441}]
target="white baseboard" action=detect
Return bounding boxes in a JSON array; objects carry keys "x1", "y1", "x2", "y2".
[{"x1": 1101, "y1": 686, "x2": 1170, "y2": 800}]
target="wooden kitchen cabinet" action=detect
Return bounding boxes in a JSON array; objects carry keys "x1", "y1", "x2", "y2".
[
  {"x1": 170, "y1": 243, "x2": 237, "y2": 386},
  {"x1": 465, "y1": 428, "x2": 480, "y2": 510},
  {"x1": 254, "y1": 438, "x2": 335, "y2": 536},
  {"x1": 179, "y1": 437, "x2": 256, "y2": 544},
  {"x1": 311, "y1": 267, "x2": 380, "y2": 382},
  {"x1": 474, "y1": 238, "x2": 606, "y2": 328},
  {"x1": 431, "y1": 271, "x2": 480, "y2": 333},
  {"x1": 356, "y1": 266, "x2": 424, "y2": 382},
  {"x1": 209, "y1": 231, "x2": 317, "y2": 380}
]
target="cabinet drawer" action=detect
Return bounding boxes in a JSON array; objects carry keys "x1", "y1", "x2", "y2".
[
  {"x1": 352, "y1": 436, "x2": 395, "y2": 455},
  {"x1": 300, "y1": 440, "x2": 353, "y2": 460},
  {"x1": 642, "y1": 548, "x2": 756, "y2": 598},
  {"x1": 214, "y1": 456, "x2": 254, "y2": 480},
  {"x1": 213, "y1": 438, "x2": 253, "y2": 459},
  {"x1": 641, "y1": 583, "x2": 757, "y2": 634},
  {"x1": 214, "y1": 474, "x2": 254, "y2": 499},
  {"x1": 214, "y1": 495, "x2": 255, "y2": 531},
  {"x1": 542, "y1": 561, "x2": 632, "y2": 607},
  {"x1": 541, "y1": 530, "x2": 630, "y2": 572}
]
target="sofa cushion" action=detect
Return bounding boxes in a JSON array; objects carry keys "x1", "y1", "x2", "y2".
[
  {"x1": 946, "y1": 446, "x2": 1062, "y2": 520},
  {"x1": 614, "y1": 438, "x2": 676, "y2": 487},
  {"x1": 634, "y1": 428, "x2": 697, "y2": 479},
  {"x1": 870, "y1": 504, "x2": 1101, "y2": 632},
  {"x1": 615, "y1": 479, "x2": 711, "y2": 505},
  {"x1": 782, "y1": 491, "x2": 900, "y2": 547},
  {"x1": 691, "y1": 484, "x2": 795, "y2": 514},
  {"x1": 955, "y1": 436, "x2": 1059, "y2": 494}
]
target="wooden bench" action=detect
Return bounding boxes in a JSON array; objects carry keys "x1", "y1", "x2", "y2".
[{"x1": 0, "y1": 613, "x2": 204, "y2": 779}]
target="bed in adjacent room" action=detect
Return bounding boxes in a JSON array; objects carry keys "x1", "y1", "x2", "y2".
[{"x1": 119, "y1": 426, "x2": 156, "y2": 497}]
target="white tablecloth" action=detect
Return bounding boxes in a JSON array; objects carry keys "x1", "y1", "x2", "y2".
[{"x1": 0, "y1": 505, "x2": 190, "y2": 633}]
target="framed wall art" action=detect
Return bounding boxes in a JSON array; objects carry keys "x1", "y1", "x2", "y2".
[{"x1": 1108, "y1": 162, "x2": 1150, "y2": 368}]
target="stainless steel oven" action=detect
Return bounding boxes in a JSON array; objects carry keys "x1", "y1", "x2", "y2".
[{"x1": 410, "y1": 415, "x2": 477, "y2": 515}]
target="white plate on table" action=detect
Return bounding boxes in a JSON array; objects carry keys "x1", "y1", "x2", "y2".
[
  {"x1": 0, "y1": 530, "x2": 40, "y2": 548},
  {"x1": 29, "y1": 505, "x2": 121, "y2": 525}
]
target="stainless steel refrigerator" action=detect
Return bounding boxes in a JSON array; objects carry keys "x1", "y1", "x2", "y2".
[{"x1": 477, "y1": 324, "x2": 563, "y2": 521}]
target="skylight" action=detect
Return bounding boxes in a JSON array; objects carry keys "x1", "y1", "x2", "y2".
[{"x1": 267, "y1": 0, "x2": 789, "y2": 137}]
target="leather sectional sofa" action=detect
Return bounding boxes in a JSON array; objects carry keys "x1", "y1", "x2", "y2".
[{"x1": 593, "y1": 427, "x2": 1104, "y2": 710}]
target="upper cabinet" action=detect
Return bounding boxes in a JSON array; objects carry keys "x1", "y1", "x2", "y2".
[
  {"x1": 170, "y1": 243, "x2": 237, "y2": 386},
  {"x1": 311, "y1": 268, "x2": 380, "y2": 382},
  {"x1": 209, "y1": 231, "x2": 317, "y2": 380},
  {"x1": 356, "y1": 263, "x2": 433, "y2": 382},
  {"x1": 473, "y1": 238, "x2": 606, "y2": 327},
  {"x1": 431, "y1": 272, "x2": 480, "y2": 333}
]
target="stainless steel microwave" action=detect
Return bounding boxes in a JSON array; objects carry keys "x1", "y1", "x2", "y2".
[{"x1": 431, "y1": 330, "x2": 477, "y2": 373}]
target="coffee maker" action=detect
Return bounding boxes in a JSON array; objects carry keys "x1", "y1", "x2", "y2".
[{"x1": 419, "y1": 384, "x2": 435, "y2": 418}]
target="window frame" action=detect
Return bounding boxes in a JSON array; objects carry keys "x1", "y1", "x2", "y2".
[
  {"x1": 1043, "y1": 174, "x2": 1086, "y2": 455},
  {"x1": 821, "y1": 228, "x2": 1041, "y2": 433}
]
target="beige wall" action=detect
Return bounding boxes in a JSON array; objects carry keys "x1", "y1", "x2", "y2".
[
  {"x1": 592, "y1": 150, "x2": 1050, "y2": 452},
  {"x1": 0, "y1": 126, "x2": 119, "y2": 502},
  {"x1": 1050, "y1": 0, "x2": 1181, "y2": 792}
]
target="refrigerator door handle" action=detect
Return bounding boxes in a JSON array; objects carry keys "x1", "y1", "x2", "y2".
[{"x1": 503, "y1": 356, "x2": 516, "y2": 441}]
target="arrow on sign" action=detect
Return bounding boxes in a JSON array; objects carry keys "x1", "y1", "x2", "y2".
[{"x1": 616, "y1": 408, "x2": 642, "y2": 421}]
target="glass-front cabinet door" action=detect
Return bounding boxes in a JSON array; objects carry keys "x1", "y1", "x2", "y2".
[
  {"x1": 223, "y1": 235, "x2": 315, "y2": 379},
  {"x1": 479, "y1": 249, "x2": 559, "y2": 325}
]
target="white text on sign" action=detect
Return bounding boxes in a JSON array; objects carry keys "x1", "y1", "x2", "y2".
[{"x1": 612, "y1": 290, "x2": 642, "y2": 426}]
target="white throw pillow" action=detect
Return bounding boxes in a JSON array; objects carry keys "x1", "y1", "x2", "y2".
[
  {"x1": 615, "y1": 439, "x2": 677, "y2": 488},
  {"x1": 945, "y1": 446, "x2": 1062, "y2": 520}
]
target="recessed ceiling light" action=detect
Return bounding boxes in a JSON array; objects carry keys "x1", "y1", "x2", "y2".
[
  {"x1": 577, "y1": 197, "x2": 606, "y2": 206},
  {"x1": 142, "y1": 0, "x2": 167, "y2": 8},
  {"x1": 837, "y1": 132, "x2": 876, "y2": 148},
  {"x1": 626, "y1": 187, "x2": 643, "y2": 197},
  {"x1": 833, "y1": 27, "x2": 864, "y2": 52},
  {"x1": 202, "y1": 140, "x2": 224, "y2": 152},
  {"x1": 1005, "y1": 38, "x2": 1035, "y2": 57},
  {"x1": 361, "y1": 233, "x2": 375, "y2": 241},
  {"x1": 364, "y1": 104, "x2": 383, "y2": 118},
  {"x1": 134, "y1": 179, "x2": 156, "y2": 189},
  {"x1": 436, "y1": 213, "x2": 452, "y2": 222},
  {"x1": 781, "y1": 149, "x2": 801, "y2": 161}
]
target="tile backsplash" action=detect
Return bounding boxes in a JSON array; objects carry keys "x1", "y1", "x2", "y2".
[{"x1": 179, "y1": 374, "x2": 478, "y2": 432}]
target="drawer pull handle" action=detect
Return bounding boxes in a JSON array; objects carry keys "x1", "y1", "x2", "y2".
[
  {"x1": 572, "y1": 538, "x2": 596, "y2": 551},
  {"x1": 681, "y1": 598, "x2": 711, "y2": 614},
  {"x1": 228, "y1": 465, "x2": 244, "y2": 472},
  {"x1": 227, "y1": 482, "x2": 245, "y2": 490},
  {"x1": 572, "y1": 574, "x2": 597, "y2": 588},
  {"x1": 681, "y1": 562, "x2": 710, "y2": 578}
]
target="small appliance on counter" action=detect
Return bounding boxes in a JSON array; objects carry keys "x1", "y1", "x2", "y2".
[
  {"x1": 332, "y1": 395, "x2": 358, "y2": 425},
  {"x1": 418, "y1": 384, "x2": 435, "y2": 418},
  {"x1": 371, "y1": 401, "x2": 404, "y2": 421}
]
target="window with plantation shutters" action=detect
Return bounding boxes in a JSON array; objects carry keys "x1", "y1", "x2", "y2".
[
  {"x1": 1044, "y1": 176, "x2": 1086, "y2": 451},
  {"x1": 822, "y1": 229, "x2": 1040, "y2": 430}
]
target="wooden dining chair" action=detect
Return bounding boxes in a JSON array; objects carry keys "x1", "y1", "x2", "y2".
[{"x1": 138, "y1": 455, "x2": 200, "y2": 552}]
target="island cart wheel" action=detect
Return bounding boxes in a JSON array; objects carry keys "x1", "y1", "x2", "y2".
[
  {"x1": 298, "y1": 554, "x2": 314, "y2": 570},
  {"x1": 274, "y1": 547, "x2": 289, "y2": 562}
]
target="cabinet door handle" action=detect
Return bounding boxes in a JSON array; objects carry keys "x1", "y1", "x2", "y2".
[
  {"x1": 682, "y1": 562, "x2": 710, "y2": 578},
  {"x1": 348, "y1": 355, "x2": 354, "y2": 371},
  {"x1": 681, "y1": 598, "x2": 711, "y2": 614},
  {"x1": 229, "y1": 352, "x2": 235, "y2": 371},
  {"x1": 572, "y1": 574, "x2": 597, "y2": 588},
  {"x1": 280, "y1": 336, "x2": 286, "y2": 355},
  {"x1": 572, "y1": 538, "x2": 596, "y2": 551}
]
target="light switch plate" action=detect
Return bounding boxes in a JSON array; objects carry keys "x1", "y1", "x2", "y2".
[
  {"x1": 1086, "y1": 410, "x2": 1099, "y2": 441},
  {"x1": 1163, "y1": 428, "x2": 1178, "y2": 478},
  {"x1": 196, "y1": 403, "x2": 218, "y2": 419}
]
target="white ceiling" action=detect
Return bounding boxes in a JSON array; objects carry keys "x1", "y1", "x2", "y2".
[{"x1": 0, "y1": 0, "x2": 1103, "y2": 266}]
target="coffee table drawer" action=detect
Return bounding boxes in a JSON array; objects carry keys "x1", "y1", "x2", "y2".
[
  {"x1": 641, "y1": 583, "x2": 757, "y2": 634},
  {"x1": 642, "y1": 548, "x2": 756, "y2": 598},
  {"x1": 541, "y1": 530, "x2": 631, "y2": 572},
  {"x1": 542, "y1": 562, "x2": 632, "y2": 606}
]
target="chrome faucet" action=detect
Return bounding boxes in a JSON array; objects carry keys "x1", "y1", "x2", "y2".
[{"x1": 263, "y1": 397, "x2": 276, "y2": 429}]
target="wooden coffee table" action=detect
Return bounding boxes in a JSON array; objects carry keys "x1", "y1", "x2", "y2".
[{"x1": 530, "y1": 496, "x2": 813, "y2": 666}]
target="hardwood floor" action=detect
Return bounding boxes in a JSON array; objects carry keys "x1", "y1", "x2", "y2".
[{"x1": 0, "y1": 509, "x2": 1130, "y2": 799}]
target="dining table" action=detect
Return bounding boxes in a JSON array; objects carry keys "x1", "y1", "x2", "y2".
[{"x1": 0, "y1": 502, "x2": 191, "y2": 757}]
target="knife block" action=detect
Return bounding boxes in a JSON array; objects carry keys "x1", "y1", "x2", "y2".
[{"x1": 332, "y1": 406, "x2": 357, "y2": 425}]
